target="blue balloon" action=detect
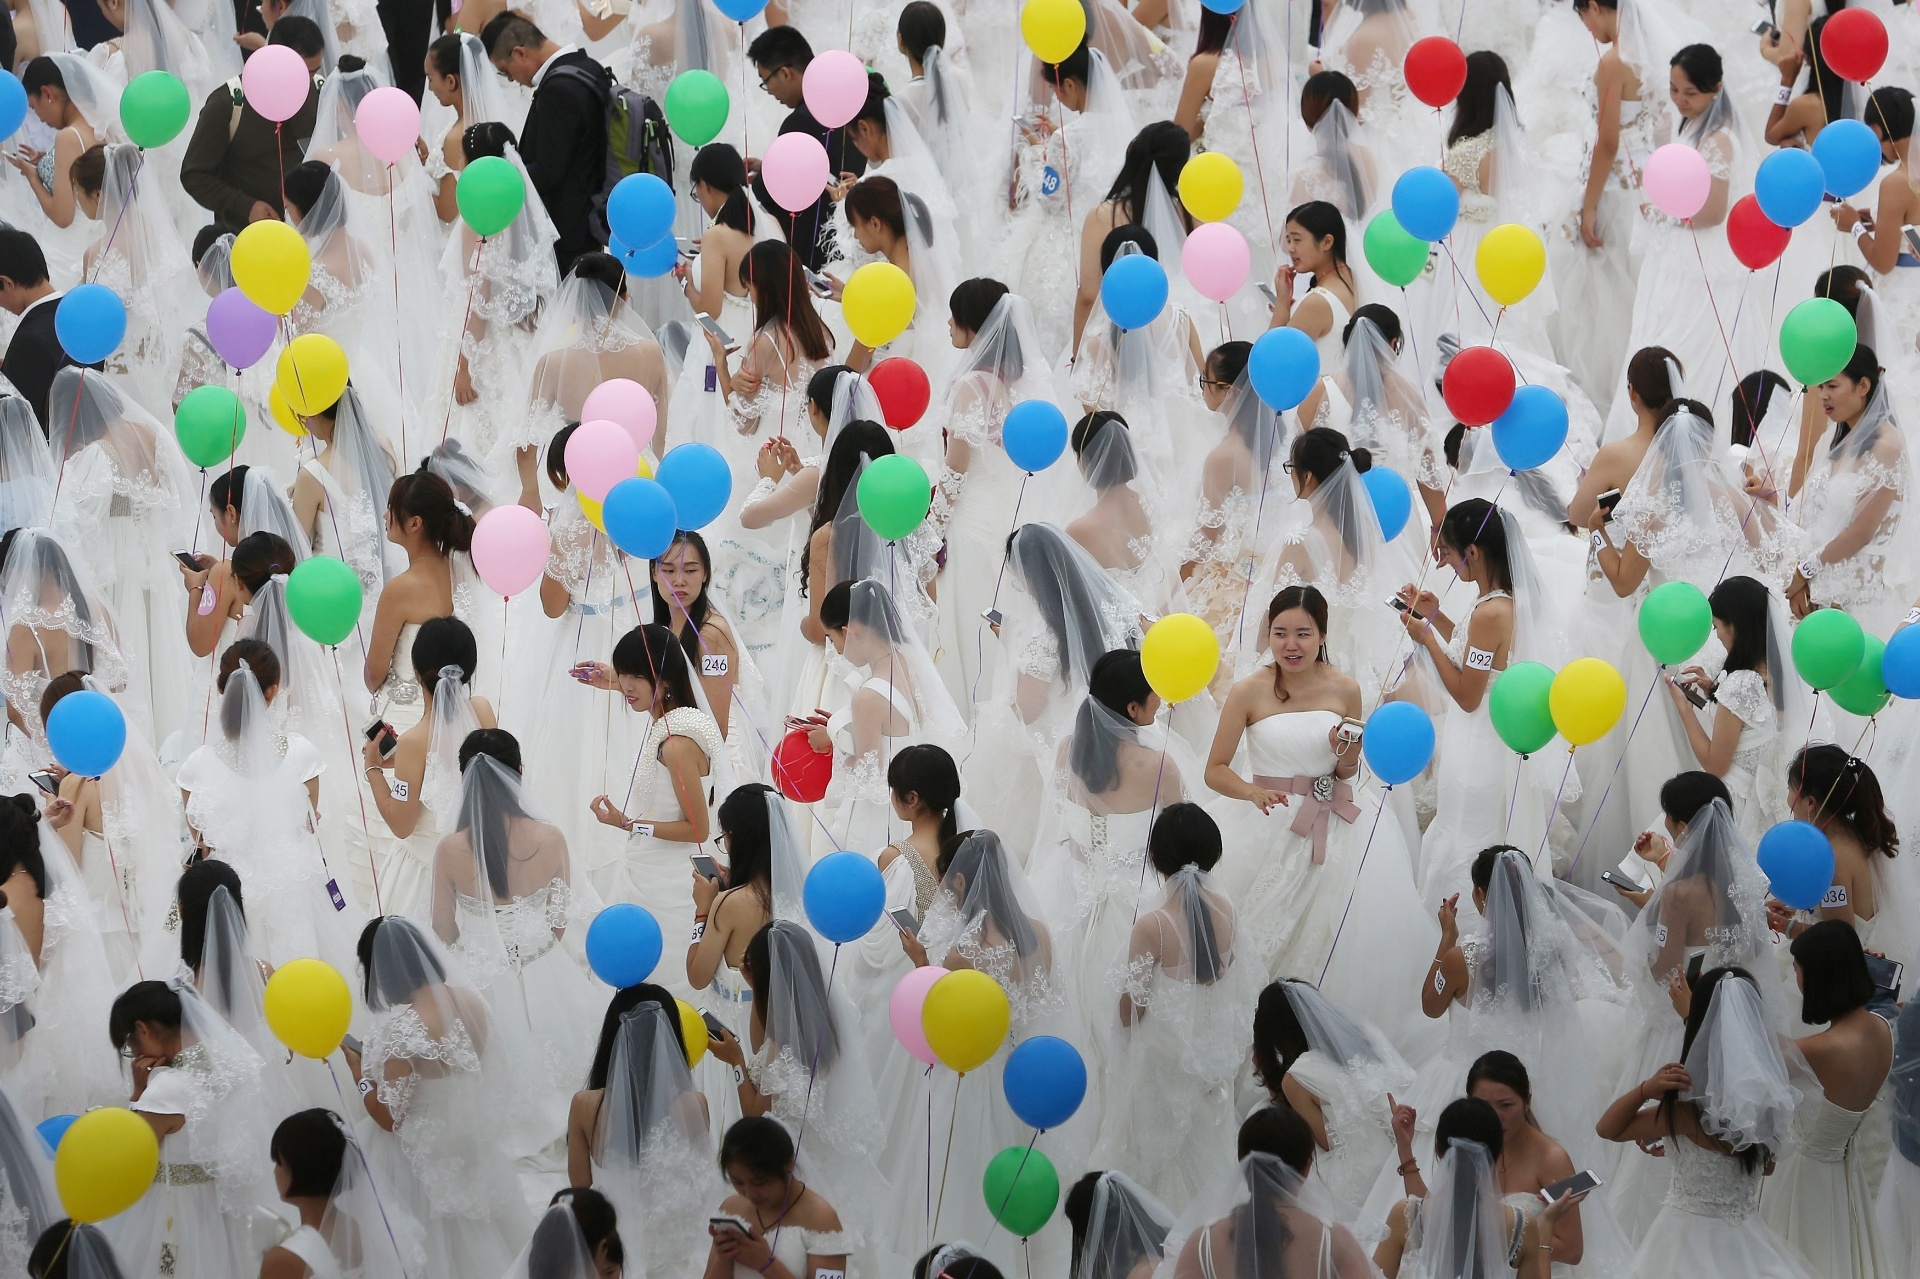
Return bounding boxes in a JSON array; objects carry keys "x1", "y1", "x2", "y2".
[
  {"x1": 1756, "y1": 820, "x2": 1836, "y2": 911},
  {"x1": 0, "y1": 74, "x2": 26, "y2": 140},
  {"x1": 1247, "y1": 327, "x2": 1319, "y2": 412},
  {"x1": 36, "y1": 1114, "x2": 77, "y2": 1156},
  {"x1": 1490, "y1": 385, "x2": 1570, "y2": 472},
  {"x1": 804, "y1": 851, "x2": 887, "y2": 944},
  {"x1": 1391, "y1": 166, "x2": 1460, "y2": 242},
  {"x1": 54, "y1": 284, "x2": 126, "y2": 365},
  {"x1": 1361, "y1": 466, "x2": 1412, "y2": 541},
  {"x1": 1003, "y1": 399, "x2": 1069, "y2": 472},
  {"x1": 611, "y1": 231, "x2": 678, "y2": 279},
  {"x1": 1884, "y1": 625, "x2": 1920, "y2": 698},
  {"x1": 1199, "y1": 0, "x2": 1246, "y2": 11},
  {"x1": 1754, "y1": 148, "x2": 1825, "y2": 228},
  {"x1": 1100, "y1": 254, "x2": 1168, "y2": 331},
  {"x1": 654, "y1": 442, "x2": 731, "y2": 530},
  {"x1": 1811, "y1": 119, "x2": 1881, "y2": 200},
  {"x1": 1003, "y1": 1036, "x2": 1087, "y2": 1130},
  {"x1": 585, "y1": 903, "x2": 664, "y2": 987},
  {"x1": 712, "y1": 0, "x2": 768, "y2": 19},
  {"x1": 45, "y1": 689, "x2": 125, "y2": 777},
  {"x1": 606, "y1": 173, "x2": 675, "y2": 253},
  {"x1": 1362, "y1": 701, "x2": 1434, "y2": 786},
  {"x1": 603, "y1": 477, "x2": 678, "y2": 559}
]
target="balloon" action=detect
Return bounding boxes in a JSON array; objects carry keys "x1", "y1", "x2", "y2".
[
  {"x1": 610, "y1": 230, "x2": 679, "y2": 279},
  {"x1": 1885, "y1": 625, "x2": 1920, "y2": 699},
  {"x1": 585, "y1": 903, "x2": 664, "y2": 987},
  {"x1": 457, "y1": 155, "x2": 526, "y2": 236},
  {"x1": 922, "y1": 969, "x2": 1011, "y2": 1073},
  {"x1": 55, "y1": 1109, "x2": 158, "y2": 1223},
  {"x1": 665, "y1": 69, "x2": 730, "y2": 146},
  {"x1": 1391, "y1": 166, "x2": 1459, "y2": 242},
  {"x1": 1100, "y1": 254, "x2": 1167, "y2": 330},
  {"x1": 711, "y1": 0, "x2": 766, "y2": 18},
  {"x1": 1549, "y1": 658, "x2": 1627, "y2": 746},
  {"x1": 1363, "y1": 210, "x2": 1431, "y2": 288},
  {"x1": 1757, "y1": 820, "x2": 1836, "y2": 910},
  {"x1": 577, "y1": 490, "x2": 605, "y2": 533},
  {"x1": 205, "y1": 286, "x2": 278, "y2": 369},
  {"x1": 1830, "y1": 633, "x2": 1890, "y2": 716},
  {"x1": 1021, "y1": 0, "x2": 1087, "y2": 62},
  {"x1": 262, "y1": 958, "x2": 352, "y2": 1058},
  {"x1": 1637, "y1": 581, "x2": 1712, "y2": 665},
  {"x1": 1357, "y1": 466, "x2": 1409, "y2": 540},
  {"x1": 803, "y1": 850, "x2": 887, "y2": 943},
  {"x1": 45, "y1": 688, "x2": 125, "y2": 777},
  {"x1": 353, "y1": 85, "x2": 420, "y2": 165},
  {"x1": 0, "y1": 73, "x2": 26, "y2": 140},
  {"x1": 1811, "y1": 119, "x2": 1881, "y2": 200},
  {"x1": 1177, "y1": 151, "x2": 1243, "y2": 223},
  {"x1": 1248, "y1": 326, "x2": 1319, "y2": 411},
  {"x1": 983, "y1": 1147, "x2": 1060, "y2": 1237},
  {"x1": 1003, "y1": 1036, "x2": 1087, "y2": 1130},
  {"x1": 1489, "y1": 662, "x2": 1558, "y2": 755},
  {"x1": 1198, "y1": 0, "x2": 1245, "y2": 12},
  {"x1": 36, "y1": 1115, "x2": 77, "y2": 1156},
  {"x1": 772, "y1": 728, "x2": 832, "y2": 802},
  {"x1": 1141, "y1": 613, "x2": 1220, "y2": 704},
  {"x1": 1726, "y1": 195, "x2": 1791, "y2": 271},
  {"x1": 1754, "y1": 148, "x2": 1825, "y2": 228},
  {"x1": 1362, "y1": 701, "x2": 1435, "y2": 785},
  {"x1": 1791, "y1": 607, "x2": 1865, "y2": 690},
  {"x1": 564, "y1": 419, "x2": 641, "y2": 502},
  {"x1": 583, "y1": 378, "x2": 658, "y2": 451},
  {"x1": 471, "y1": 503, "x2": 551, "y2": 596},
  {"x1": 1441, "y1": 345, "x2": 1516, "y2": 426},
  {"x1": 677, "y1": 998, "x2": 709, "y2": 1065},
  {"x1": 1490, "y1": 385, "x2": 1569, "y2": 471},
  {"x1": 269, "y1": 384, "x2": 305, "y2": 436},
  {"x1": 1002, "y1": 399, "x2": 1069, "y2": 472},
  {"x1": 890, "y1": 966, "x2": 949, "y2": 1066},
  {"x1": 602, "y1": 477, "x2": 679, "y2": 560},
  {"x1": 285, "y1": 555, "x2": 364, "y2": 646},
  {"x1": 241, "y1": 44, "x2": 311, "y2": 122},
  {"x1": 1779, "y1": 297, "x2": 1858, "y2": 386},
  {"x1": 275, "y1": 333, "x2": 349, "y2": 415},
  {"x1": 1473, "y1": 223, "x2": 1545, "y2": 306},
  {"x1": 120, "y1": 70, "x2": 190, "y2": 148},
  {"x1": 843, "y1": 261, "x2": 916, "y2": 348},
  {"x1": 856, "y1": 454, "x2": 932, "y2": 540},
  {"x1": 654, "y1": 442, "x2": 731, "y2": 529},
  {"x1": 1404, "y1": 36, "x2": 1467, "y2": 108},
  {"x1": 762, "y1": 132, "x2": 831, "y2": 213},
  {"x1": 1182, "y1": 221, "x2": 1250, "y2": 303},
  {"x1": 802, "y1": 49, "x2": 868, "y2": 129},
  {"x1": 607, "y1": 172, "x2": 675, "y2": 254},
  {"x1": 869, "y1": 358, "x2": 931, "y2": 428},
  {"x1": 230, "y1": 219, "x2": 312, "y2": 315},
  {"x1": 54, "y1": 283, "x2": 126, "y2": 364},
  {"x1": 173, "y1": 384, "x2": 247, "y2": 468},
  {"x1": 1821, "y1": 8, "x2": 1887, "y2": 82},
  {"x1": 1642, "y1": 143, "x2": 1711, "y2": 220}
]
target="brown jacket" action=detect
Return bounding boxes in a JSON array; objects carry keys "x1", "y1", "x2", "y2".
[{"x1": 178, "y1": 74, "x2": 322, "y2": 229}]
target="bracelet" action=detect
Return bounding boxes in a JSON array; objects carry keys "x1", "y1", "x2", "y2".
[
  {"x1": 758, "y1": 1256, "x2": 776, "y2": 1275},
  {"x1": 1774, "y1": 84, "x2": 1794, "y2": 105},
  {"x1": 1397, "y1": 1158, "x2": 1419, "y2": 1176}
]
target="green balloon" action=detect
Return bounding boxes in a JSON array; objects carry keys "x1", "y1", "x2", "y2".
[
  {"x1": 664, "y1": 70, "x2": 730, "y2": 147},
  {"x1": 1363, "y1": 211, "x2": 1430, "y2": 289},
  {"x1": 856, "y1": 454, "x2": 932, "y2": 541},
  {"x1": 1637, "y1": 580, "x2": 1712, "y2": 666},
  {"x1": 982, "y1": 1146, "x2": 1059, "y2": 1238},
  {"x1": 1792, "y1": 607, "x2": 1865, "y2": 692},
  {"x1": 456, "y1": 156, "x2": 526, "y2": 237},
  {"x1": 173, "y1": 385, "x2": 246, "y2": 468},
  {"x1": 285, "y1": 556, "x2": 364, "y2": 647},
  {"x1": 1780, "y1": 297, "x2": 1858, "y2": 386},
  {"x1": 120, "y1": 71, "x2": 190, "y2": 149},
  {"x1": 1829, "y1": 633, "x2": 1890, "y2": 716},
  {"x1": 1489, "y1": 661, "x2": 1558, "y2": 755}
]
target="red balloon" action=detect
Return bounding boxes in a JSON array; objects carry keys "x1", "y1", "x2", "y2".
[
  {"x1": 1404, "y1": 37, "x2": 1468, "y2": 109},
  {"x1": 1726, "y1": 195, "x2": 1791, "y2": 271},
  {"x1": 1821, "y1": 9, "x2": 1887, "y2": 83},
  {"x1": 772, "y1": 728, "x2": 832, "y2": 803},
  {"x1": 1442, "y1": 346, "x2": 1517, "y2": 426},
  {"x1": 868, "y1": 357, "x2": 930, "y2": 429}
]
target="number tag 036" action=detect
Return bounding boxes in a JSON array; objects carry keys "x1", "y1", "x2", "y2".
[
  {"x1": 1822, "y1": 883, "x2": 1849, "y2": 909},
  {"x1": 701, "y1": 653, "x2": 729, "y2": 678}
]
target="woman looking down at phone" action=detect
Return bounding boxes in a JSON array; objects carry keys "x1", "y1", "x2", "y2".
[{"x1": 703, "y1": 1116, "x2": 851, "y2": 1279}]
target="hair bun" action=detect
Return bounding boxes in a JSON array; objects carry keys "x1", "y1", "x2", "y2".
[{"x1": 1348, "y1": 446, "x2": 1372, "y2": 474}]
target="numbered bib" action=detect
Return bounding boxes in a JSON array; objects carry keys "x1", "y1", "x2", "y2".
[
  {"x1": 690, "y1": 919, "x2": 707, "y2": 944},
  {"x1": 1654, "y1": 923, "x2": 1669, "y2": 946},
  {"x1": 1432, "y1": 970, "x2": 1446, "y2": 995},
  {"x1": 388, "y1": 779, "x2": 409, "y2": 802},
  {"x1": 1906, "y1": 607, "x2": 1920, "y2": 627},
  {"x1": 1040, "y1": 166, "x2": 1061, "y2": 196},
  {"x1": 701, "y1": 653, "x2": 729, "y2": 677},
  {"x1": 1465, "y1": 646, "x2": 1496, "y2": 672},
  {"x1": 1822, "y1": 883, "x2": 1849, "y2": 909}
]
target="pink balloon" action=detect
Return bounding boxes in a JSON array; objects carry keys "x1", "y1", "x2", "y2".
[
  {"x1": 582, "y1": 378, "x2": 657, "y2": 451},
  {"x1": 241, "y1": 45, "x2": 312, "y2": 124},
  {"x1": 354, "y1": 86, "x2": 421, "y2": 166},
  {"x1": 470, "y1": 504, "x2": 550, "y2": 597},
  {"x1": 565, "y1": 419, "x2": 641, "y2": 502},
  {"x1": 890, "y1": 965, "x2": 949, "y2": 1066},
  {"x1": 1182, "y1": 221, "x2": 1251, "y2": 303},
  {"x1": 1643, "y1": 143, "x2": 1711, "y2": 221},
  {"x1": 762, "y1": 133, "x2": 831, "y2": 214},
  {"x1": 802, "y1": 50, "x2": 869, "y2": 130}
]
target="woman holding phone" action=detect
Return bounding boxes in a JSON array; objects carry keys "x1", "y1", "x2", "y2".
[{"x1": 703, "y1": 1116, "x2": 851, "y2": 1279}]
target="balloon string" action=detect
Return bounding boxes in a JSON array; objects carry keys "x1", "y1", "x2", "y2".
[
  {"x1": 1131, "y1": 732, "x2": 1174, "y2": 926},
  {"x1": 1317, "y1": 786, "x2": 1389, "y2": 985},
  {"x1": 1564, "y1": 667, "x2": 1661, "y2": 877},
  {"x1": 929, "y1": 1070, "x2": 964, "y2": 1241},
  {"x1": 292, "y1": 345, "x2": 372, "y2": 667},
  {"x1": 86, "y1": 147, "x2": 145, "y2": 286},
  {"x1": 442, "y1": 235, "x2": 485, "y2": 445},
  {"x1": 325, "y1": 1059, "x2": 416, "y2": 1279},
  {"x1": 979, "y1": 1127, "x2": 1043, "y2": 1248},
  {"x1": 771, "y1": 943, "x2": 841, "y2": 1263},
  {"x1": 1229, "y1": 11, "x2": 1278, "y2": 267},
  {"x1": 389, "y1": 170, "x2": 408, "y2": 466},
  {"x1": 963, "y1": 470, "x2": 1030, "y2": 764},
  {"x1": 330, "y1": 643, "x2": 384, "y2": 914},
  {"x1": 1505, "y1": 751, "x2": 1524, "y2": 837},
  {"x1": 1227, "y1": 410, "x2": 1281, "y2": 679},
  {"x1": 1534, "y1": 746, "x2": 1579, "y2": 864}
]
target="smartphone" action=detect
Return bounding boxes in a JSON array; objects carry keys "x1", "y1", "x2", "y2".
[
  {"x1": 27, "y1": 769, "x2": 59, "y2": 796},
  {"x1": 675, "y1": 236, "x2": 698, "y2": 258},
  {"x1": 340, "y1": 1033, "x2": 363, "y2": 1056},
  {"x1": 1256, "y1": 281, "x2": 1278, "y2": 305},
  {"x1": 889, "y1": 907, "x2": 920, "y2": 937},
  {"x1": 363, "y1": 718, "x2": 397, "y2": 759},
  {"x1": 696, "y1": 313, "x2": 737, "y2": 352},
  {"x1": 710, "y1": 1216, "x2": 750, "y2": 1236},
  {"x1": 804, "y1": 268, "x2": 833, "y2": 298},
  {"x1": 1600, "y1": 868, "x2": 1642, "y2": 892},
  {"x1": 1388, "y1": 597, "x2": 1425, "y2": 621},
  {"x1": 173, "y1": 551, "x2": 203, "y2": 570},
  {"x1": 1335, "y1": 717, "x2": 1365, "y2": 743},
  {"x1": 1541, "y1": 1170, "x2": 1602, "y2": 1203},
  {"x1": 1903, "y1": 228, "x2": 1920, "y2": 260},
  {"x1": 1865, "y1": 953, "x2": 1904, "y2": 1001},
  {"x1": 700, "y1": 1009, "x2": 728, "y2": 1039},
  {"x1": 1668, "y1": 675, "x2": 1709, "y2": 709},
  {"x1": 1749, "y1": 17, "x2": 1779, "y2": 36},
  {"x1": 689, "y1": 852, "x2": 721, "y2": 881},
  {"x1": 981, "y1": 607, "x2": 1004, "y2": 627},
  {"x1": 1595, "y1": 488, "x2": 1622, "y2": 521}
]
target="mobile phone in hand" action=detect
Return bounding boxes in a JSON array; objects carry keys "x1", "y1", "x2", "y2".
[
  {"x1": 1388, "y1": 597, "x2": 1425, "y2": 620},
  {"x1": 363, "y1": 719, "x2": 398, "y2": 759},
  {"x1": 889, "y1": 908, "x2": 920, "y2": 938},
  {"x1": 700, "y1": 1010, "x2": 728, "y2": 1039},
  {"x1": 174, "y1": 551, "x2": 203, "y2": 570},
  {"x1": 690, "y1": 853, "x2": 721, "y2": 880},
  {"x1": 28, "y1": 769, "x2": 59, "y2": 796},
  {"x1": 1541, "y1": 1170, "x2": 1601, "y2": 1203},
  {"x1": 1595, "y1": 488, "x2": 1622, "y2": 520},
  {"x1": 1668, "y1": 675, "x2": 1708, "y2": 709}
]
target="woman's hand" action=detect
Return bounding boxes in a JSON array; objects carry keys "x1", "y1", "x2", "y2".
[
  {"x1": 453, "y1": 354, "x2": 478, "y2": 406},
  {"x1": 730, "y1": 366, "x2": 763, "y2": 399},
  {"x1": 1327, "y1": 721, "x2": 1357, "y2": 756},
  {"x1": 1641, "y1": 1062, "x2": 1690, "y2": 1100},
  {"x1": 1540, "y1": 1188, "x2": 1589, "y2": 1225},
  {"x1": 1584, "y1": 500, "x2": 1611, "y2": 532},
  {"x1": 1247, "y1": 784, "x2": 1288, "y2": 815},
  {"x1": 415, "y1": 137, "x2": 430, "y2": 163},
  {"x1": 570, "y1": 660, "x2": 616, "y2": 689},
  {"x1": 1437, "y1": 894, "x2": 1460, "y2": 950},
  {"x1": 4, "y1": 148, "x2": 39, "y2": 176},
  {"x1": 899, "y1": 929, "x2": 929, "y2": 967},
  {"x1": 1666, "y1": 967, "x2": 1692, "y2": 1020},
  {"x1": 1632, "y1": 829, "x2": 1672, "y2": 871},
  {"x1": 1579, "y1": 204, "x2": 1605, "y2": 249},
  {"x1": 1742, "y1": 462, "x2": 1778, "y2": 505},
  {"x1": 1271, "y1": 265, "x2": 1295, "y2": 321},
  {"x1": 711, "y1": 1222, "x2": 770, "y2": 1271},
  {"x1": 692, "y1": 866, "x2": 725, "y2": 913},
  {"x1": 1786, "y1": 572, "x2": 1813, "y2": 619},
  {"x1": 1765, "y1": 897, "x2": 1796, "y2": 935},
  {"x1": 707, "y1": 1023, "x2": 745, "y2": 1066},
  {"x1": 360, "y1": 736, "x2": 390, "y2": 771},
  {"x1": 1388, "y1": 1092, "x2": 1417, "y2": 1155},
  {"x1": 756, "y1": 442, "x2": 788, "y2": 483},
  {"x1": 44, "y1": 797, "x2": 74, "y2": 830},
  {"x1": 1830, "y1": 202, "x2": 1864, "y2": 234},
  {"x1": 1677, "y1": 665, "x2": 1715, "y2": 698},
  {"x1": 590, "y1": 796, "x2": 631, "y2": 830},
  {"x1": 804, "y1": 722, "x2": 832, "y2": 754},
  {"x1": 822, "y1": 272, "x2": 845, "y2": 302}
]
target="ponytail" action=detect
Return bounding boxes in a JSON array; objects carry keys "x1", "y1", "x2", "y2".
[
  {"x1": 389, "y1": 466, "x2": 476, "y2": 556},
  {"x1": 887, "y1": 744, "x2": 962, "y2": 844}
]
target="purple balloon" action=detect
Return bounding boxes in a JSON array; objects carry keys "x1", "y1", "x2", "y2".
[{"x1": 205, "y1": 287, "x2": 278, "y2": 369}]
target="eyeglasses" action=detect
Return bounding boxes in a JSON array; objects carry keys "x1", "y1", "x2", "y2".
[
  {"x1": 1197, "y1": 376, "x2": 1229, "y2": 390},
  {"x1": 1281, "y1": 460, "x2": 1296, "y2": 474},
  {"x1": 757, "y1": 67, "x2": 780, "y2": 90}
]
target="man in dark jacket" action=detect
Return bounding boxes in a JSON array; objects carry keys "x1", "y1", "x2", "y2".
[
  {"x1": 179, "y1": 17, "x2": 325, "y2": 228},
  {"x1": 0, "y1": 229, "x2": 100, "y2": 436},
  {"x1": 746, "y1": 25, "x2": 864, "y2": 273},
  {"x1": 377, "y1": 0, "x2": 436, "y2": 101},
  {"x1": 482, "y1": 11, "x2": 608, "y2": 273}
]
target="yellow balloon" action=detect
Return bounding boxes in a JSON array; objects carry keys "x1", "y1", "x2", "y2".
[
  {"x1": 230, "y1": 219, "x2": 313, "y2": 316},
  {"x1": 269, "y1": 384, "x2": 307, "y2": 436},
  {"x1": 578, "y1": 490, "x2": 606, "y2": 532},
  {"x1": 263, "y1": 957, "x2": 354, "y2": 1059},
  {"x1": 636, "y1": 452, "x2": 655, "y2": 480},
  {"x1": 676, "y1": 998, "x2": 709, "y2": 1066},
  {"x1": 921, "y1": 969, "x2": 1010, "y2": 1074},
  {"x1": 55, "y1": 1107, "x2": 159, "y2": 1223},
  {"x1": 1549, "y1": 657, "x2": 1627, "y2": 747},
  {"x1": 1141, "y1": 612, "x2": 1221, "y2": 705},
  {"x1": 1178, "y1": 152, "x2": 1244, "y2": 224},
  {"x1": 276, "y1": 334, "x2": 350, "y2": 416},
  {"x1": 842, "y1": 262, "x2": 916, "y2": 350},
  {"x1": 1020, "y1": 0, "x2": 1087, "y2": 63},
  {"x1": 1474, "y1": 223, "x2": 1547, "y2": 308}
]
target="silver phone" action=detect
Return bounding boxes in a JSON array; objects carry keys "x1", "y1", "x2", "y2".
[
  {"x1": 1541, "y1": 1169, "x2": 1601, "y2": 1203},
  {"x1": 696, "y1": 313, "x2": 738, "y2": 352}
]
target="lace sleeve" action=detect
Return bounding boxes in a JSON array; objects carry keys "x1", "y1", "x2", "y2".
[
  {"x1": 1714, "y1": 669, "x2": 1774, "y2": 729},
  {"x1": 1018, "y1": 630, "x2": 1060, "y2": 680},
  {"x1": 1700, "y1": 132, "x2": 1733, "y2": 182}
]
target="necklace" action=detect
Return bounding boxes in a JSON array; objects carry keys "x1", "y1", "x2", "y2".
[{"x1": 751, "y1": 1180, "x2": 808, "y2": 1233}]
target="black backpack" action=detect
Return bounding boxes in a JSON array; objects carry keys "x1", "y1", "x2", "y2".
[{"x1": 550, "y1": 64, "x2": 675, "y2": 243}]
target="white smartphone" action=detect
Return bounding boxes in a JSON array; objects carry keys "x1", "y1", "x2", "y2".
[
  {"x1": 804, "y1": 268, "x2": 834, "y2": 297},
  {"x1": 888, "y1": 908, "x2": 920, "y2": 937},
  {"x1": 690, "y1": 852, "x2": 721, "y2": 880},
  {"x1": 1541, "y1": 1170, "x2": 1602, "y2": 1203},
  {"x1": 696, "y1": 312, "x2": 738, "y2": 352}
]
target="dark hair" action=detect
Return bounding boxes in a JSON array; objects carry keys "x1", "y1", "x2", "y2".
[
  {"x1": 1042, "y1": 41, "x2": 1092, "y2": 89},
  {"x1": 742, "y1": 920, "x2": 840, "y2": 1074},
  {"x1": 1670, "y1": 43, "x2": 1724, "y2": 94},
  {"x1": 1072, "y1": 411, "x2": 1137, "y2": 491},
  {"x1": 949, "y1": 277, "x2": 1010, "y2": 337},
  {"x1": 269, "y1": 15, "x2": 326, "y2": 57},
  {"x1": 846, "y1": 175, "x2": 932, "y2": 248},
  {"x1": 914, "y1": 1249, "x2": 1004, "y2": 1279},
  {"x1": 209, "y1": 464, "x2": 249, "y2": 519},
  {"x1": 816, "y1": 579, "x2": 904, "y2": 642},
  {"x1": 1208, "y1": 340, "x2": 1251, "y2": 386},
  {"x1": 479, "y1": 11, "x2": 546, "y2": 58},
  {"x1": 653, "y1": 531, "x2": 716, "y2": 664},
  {"x1": 19, "y1": 57, "x2": 64, "y2": 99},
  {"x1": 718, "y1": 1114, "x2": 796, "y2": 1180},
  {"x1": 217, "y1": 638, "x2": 282, "y2": 743},
  {"x1": 192, "y1": 223, "x2": 237, "y2": 268},
  {"x1": 0, "y1": 795, "x2": 44, "y2": 899},
  {"x1": 746, "y1": 25, "x2": 813, "y2": 73},
  {"x1": 585, "y1": 982, "x2": 686, "y2": 1088},
  {"x1": 1626, "y1": 347, "x2": 1681, "y2": 412},
  {"x1": 388, "y1": 466, "x2": 476, "y2": 555},
  {"x1": 1098, "y1": 223, "x2": 1158, "y2": 275},
  {"x1": 888, "y1": 745, "x2": 962, "y2": 846},
  {"x1": 37, "y1": 670, "x2": 85, "y2": 735},
  {"x1": 108, "y1": 980, "x2": 183, "y2": 1052},
  {"x1": 1147, "y1": 801, "x2": 1221, "y2": 880},
  {"x1": 231, "y1": 531, "x2": 295, "y2": 596},
  {"x1": 1791, "y1": 919, "x2": 1876, "y2": 1024},
  {"x1": 427, "y1": 31, "x2": 464, "y2": 79},
  {"x1": 462, "y1": 120, "x2": 517, "y2": 162},
  {"x1": 898, "y1": 1, "x2": 946, "y2": 63},
  {"x1": 690, "y1": 143, "x2": 754, "y2": 234},
  {"x1": 806, "y1": 364, "x2": 854, "y2": 421},
  {"x1": 1105, "y1": 121, "x2": 1191, "y2": 227},
  {"x1": 1707, "y1": 576, "x2": 1770, "y2": 681},
  {"x1": 270, "y1": 1109, "x2": 347, "y2": 1197},
  {"x1": 1659, "y1": 771, "x2": 1732, "y2": 826},
  {"x1": 412, "y1": 615, "x2": 479, "y2": 689},
  {"x1": 1829, "y1": 343, "x2": 1880, "y2": 407},
  {"x1": 1343, "y1": 303, "x2": 1401, "y2": 349},
  {"x1": 715, "y1": 782, "x2": 776, "y2": 909},
  {"x1": 803, "y1": 420, "x2": 896, "y2": 595},
  {"x1": 1238, "y1": 1105, "x2": 1315, "y2": 1171},
  {"x1": 571, "y1": 251, "x2": 629, "y2": 299},
  {"x1": 282, "y1": 160, "x2": 334, "y2": 221},
  {"x1": 1070, "y1": 649, "x2": 1153, "y2": 795},
  {"x1": 1064, "y1": 1172, "x2": 1103, "y2": 1279},
  {"x1": 850, "y1": 70, "x2": 891, "y2": 131},
  {"x1": 1299, "y1": 70, "x2": 1359, "y2": 129},
  {"x1": 1251, "y1": 981, "x2": 1308, "y2": 1088},
  {"x1": 1470, "y1": 844, "x2": 1526, "y2": 894},
  {"x1": 551, "y1": 1187, "x2": 624, "y2": 1270},
  {"x1": 1448, "y1": 51, "x2": 1511, "y2": 147},
  {"x1": 1432, "y1": 1096, "x2": 1504, "y2": 1162},
  {"x1": 1290, "y1": 426, "x2": 1365, "y2": 486},
  {"x1": 1438, "y1": 498, "x2": 1513, "y2": 592},
  {"x1": 1867, "y1": 85, "x2": 1915, "y2": 143},
  {"x1": 1192, "y1": 6, "x2": 1234, "y2": 57},
  {"x1": 611, "y1": 623, "x2": 700, "y2": 713},
  {"x1": 69, "y1": 144, "x2": 105, "y2": 198},
  {"x1": 1816, "y1": 264, "x2": 1870, "y2": 315},
  {"x1": 937, "y1": 829, "x2": 1041, "y2": 957},
  {"x1": 1263, "y1": 586, "x2": 1330, "y2": 698},
  {"x1": 357, "y1": 915, "x2": 448, "y2": 1008},
  {"x1": 545, "y1": 423, "x2": 578, "y2": 492},
  {"x1": 457, "y1": 726, "x2": 520, "y2": 775},
  {"x1": 1789, "y1": 744, "x2": 1897, "y2": 856},
  {"x1": 1730, "y1": 370, "x2": 1790, "y2": 449},
  {"x1": 177, "y1": 858, "x2": 243, "y2": 974},
  {"x1": 741, "y1": 241, "x2": 832, "y2": 361},
  {"x1": 1284, "y1": 201, "x2": 1352, "y2": 291},
  {"x1": 1465, "y1": 1050, "x2": 1536, "y2": 1126},
  {"x1": 1664, "y1": 966, "x2": 1767, "y2": 1171},
  {"x1": 0, "y1": 228, "x2": 50, "y2": 289}
]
